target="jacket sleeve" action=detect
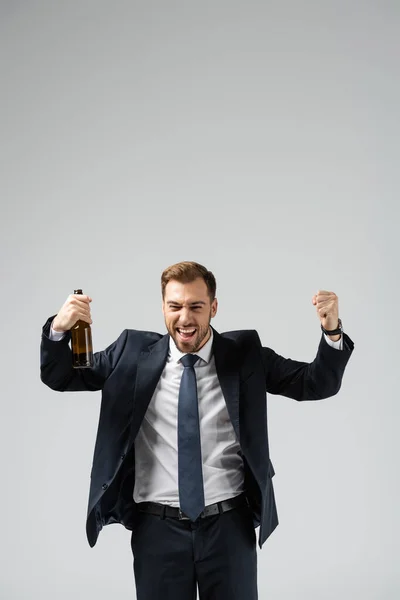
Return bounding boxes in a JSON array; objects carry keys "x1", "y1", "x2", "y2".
[
  {"x1": 40, "y1": 316, "x2": 127, "y2": 392},
  {"x1": 261, "y1": 333, "x2": 354, "y2": 400}
]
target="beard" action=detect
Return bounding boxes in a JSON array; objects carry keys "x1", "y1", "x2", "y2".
[{"x1": 167, "y1": 313, "x2": 212, "y2": 353}]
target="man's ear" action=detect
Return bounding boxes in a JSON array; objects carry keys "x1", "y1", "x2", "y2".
[{"x1": 211, "y1": 298, "x2": 218, "y2": 318}]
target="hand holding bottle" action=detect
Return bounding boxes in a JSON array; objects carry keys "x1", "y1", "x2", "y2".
[
  {"x1": 51, "y1": 289, "x2": 94, "y2": 368},
  {"x1": 52, "y1": 293, "x2": 92, "y2": 332}
]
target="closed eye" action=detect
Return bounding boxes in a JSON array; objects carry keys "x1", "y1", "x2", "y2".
[{"x1": 168, "y1": 305, "x2": 203, "y2": 311}]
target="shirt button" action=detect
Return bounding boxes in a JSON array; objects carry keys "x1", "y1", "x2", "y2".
[{"x1": 102, "y1": 483, "x2": 108, "y2": 490}]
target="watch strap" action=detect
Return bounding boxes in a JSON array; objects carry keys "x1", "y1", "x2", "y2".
[{"x1": 321, "y1": 318, "x2": 343, "y2": 336}]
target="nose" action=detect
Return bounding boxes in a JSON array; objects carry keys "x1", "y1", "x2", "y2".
[{"x1": 178, "y1": 308, "x2": 193, "y2": 325}]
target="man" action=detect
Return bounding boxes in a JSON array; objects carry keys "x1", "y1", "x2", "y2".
[{"x1": 40, "y1": 261, "x2": 354, "y2": 599}]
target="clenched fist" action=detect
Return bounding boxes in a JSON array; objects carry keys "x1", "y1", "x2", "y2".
[
  {"x1": 312, "y1": 290, "x2": 339, "y2": 333},
  {"x1": 52, "y1": 294, "x2": 92, "y2": 333}
]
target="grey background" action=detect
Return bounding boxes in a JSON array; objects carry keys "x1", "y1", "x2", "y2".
[{"x1": 1, "y1": 1, "x2": 399, "y2": 598}]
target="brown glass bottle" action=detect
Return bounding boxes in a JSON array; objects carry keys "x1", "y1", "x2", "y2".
[{"x1": 71, "y1": 289, "x2": 93, "y2": 368}]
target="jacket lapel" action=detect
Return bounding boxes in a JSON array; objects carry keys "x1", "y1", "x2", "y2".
[
  {"x1": 212, "y1": 328, "x2": 241, "y2": 443},
  {"x1": 130, "y1": 333, "x2": 170, "y2": 440},
  {"x1": 129, "y1": 328, "x2": 242, "y2": 443}
]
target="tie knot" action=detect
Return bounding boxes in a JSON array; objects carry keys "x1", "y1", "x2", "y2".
[{"x1": 180, "y1": 354, "x2": 198, "y2": 368}]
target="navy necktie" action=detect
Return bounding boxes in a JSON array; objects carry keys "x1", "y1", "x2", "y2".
[{"x1": 178, "y1": 354, "x2": 205, "y2": 521}]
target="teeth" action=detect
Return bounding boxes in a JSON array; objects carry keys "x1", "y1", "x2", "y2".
[{"x1": 178, "y1": 328, "x2": 195, "y2": 334}]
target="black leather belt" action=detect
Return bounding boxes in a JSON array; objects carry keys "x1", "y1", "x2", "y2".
[{"x1": 137, "y1": 493, "x2": 248, "y2": 521}]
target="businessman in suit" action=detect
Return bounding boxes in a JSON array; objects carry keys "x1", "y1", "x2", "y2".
[{"x1": 40, "y1": 261, "x2": 354, "y2": 600}]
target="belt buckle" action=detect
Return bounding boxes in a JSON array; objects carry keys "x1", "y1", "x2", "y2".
[{"x1": 178, "y1": 509, "x2": 189, "y2": 520}]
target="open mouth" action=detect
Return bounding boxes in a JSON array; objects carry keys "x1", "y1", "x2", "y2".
[{"x1": 176, "y1": 327, "x2": 196, "y2": 342}]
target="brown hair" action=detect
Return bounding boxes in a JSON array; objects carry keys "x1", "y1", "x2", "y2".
[{"x1": 161, "y1": 261, "x2": 217, "y2": 300}]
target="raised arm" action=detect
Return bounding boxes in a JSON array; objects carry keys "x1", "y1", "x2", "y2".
[
  {"x1": 40, "y1": 293, "x2": 127, "y2": 392},
  {"x1": 262, "y1": 333, "x2": 354, "y2": 400},
  {"x1": 262, "y1": 290, "x2": 354, "y2": 400}
]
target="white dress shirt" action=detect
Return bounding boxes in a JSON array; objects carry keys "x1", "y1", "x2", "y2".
[
  {"x1": 133, "y1": 330, "x2": 245, "y2": 506},
  {"x1": 49, "y1": 324, "x2": 342, "y2": 506}
]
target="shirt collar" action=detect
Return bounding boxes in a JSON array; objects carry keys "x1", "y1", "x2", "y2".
[{"x1": 169, "y1": 328, "x2": 214, "y2": 364}]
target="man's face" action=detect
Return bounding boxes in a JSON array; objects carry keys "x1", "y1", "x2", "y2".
[{"x1": 162, "y1": 278, "x2": 218, "y2": 353}]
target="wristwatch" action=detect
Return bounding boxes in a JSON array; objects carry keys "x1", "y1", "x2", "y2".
[{"x1": 321, "y1": 318, "x2": 343, "y2": 336}]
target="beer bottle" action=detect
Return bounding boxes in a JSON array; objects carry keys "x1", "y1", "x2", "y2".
[{"x1": 71, "y1": 289, "x2": 94, "y2": 368}]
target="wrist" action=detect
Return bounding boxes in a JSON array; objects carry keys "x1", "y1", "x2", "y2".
[
  {"x1": 51, "y1": 318, "x2": 66, "y2": 333},
  {"x1": 321, "y1": 318, "x2": 343, "y2": 337}
]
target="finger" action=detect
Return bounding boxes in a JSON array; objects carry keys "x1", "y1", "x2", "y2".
[
  {"x1": 71, "y1": 312, "x2": 93, "y2": 325},
  {"x1": 79, "y1": 316, "x2": 93, "y2": 324},
  {"x1": 76, "y1": 311, "x2": 92, "y2": 322},
  {"x1": 317, "y1": 300, "x2": 335, "y2": 309},
  {"x1": 316, "y1": 299, "x2": 334, "y2": 309},
  {"x1": 70, "y1": 294, "x2": 92, "y2": 303},
  {"x1": 316, "y1": 294, "x2": 334, "y2": 303},
  {"x1": 69, "y1": 298, "x2": 92, "y2": 310},
  {"x1": 316, "y1": 291, "x2": 337, "y2": 303},
  {"x1": 67, "y1": 302, "x2": 92, "y2": 317}
]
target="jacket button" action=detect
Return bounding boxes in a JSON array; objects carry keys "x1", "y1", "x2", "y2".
[
  {"x1": 121, "y1": 454, "x2": 126, "y2": 460},
  {"x1": 102, "y1": 483, "x2": 108, "y2": 490}
]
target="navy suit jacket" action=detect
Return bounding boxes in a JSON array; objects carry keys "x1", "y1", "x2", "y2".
[{"x1": 40, "y1": 317, "x2": 354, "y2": 548}]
